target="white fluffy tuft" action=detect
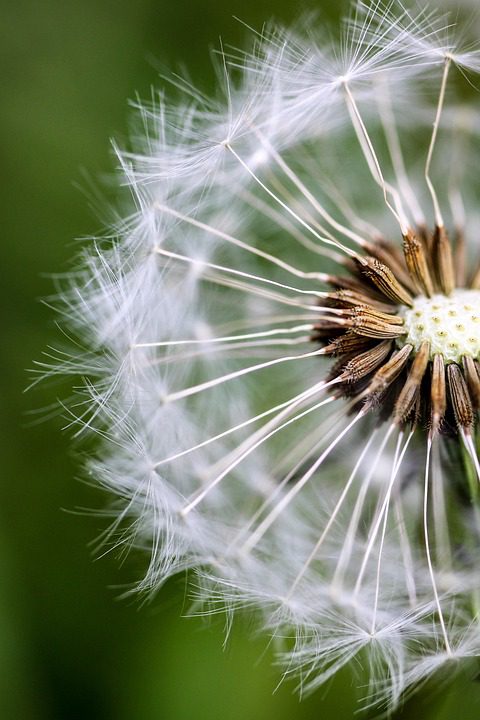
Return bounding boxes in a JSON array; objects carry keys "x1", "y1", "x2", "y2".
[{"x1": 49, "y1": 0, "x2": 480, "y2": 709}]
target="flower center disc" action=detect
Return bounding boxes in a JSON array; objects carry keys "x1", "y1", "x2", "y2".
[{"x1": 401, "y1": 289, "x2": 480, "y2": 362}]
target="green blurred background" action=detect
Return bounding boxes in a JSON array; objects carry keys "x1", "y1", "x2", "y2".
[{"x1": 2, "y1": 0, "x2": 480, "y2": 718}]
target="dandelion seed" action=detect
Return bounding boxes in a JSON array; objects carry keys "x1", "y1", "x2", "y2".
[{"x1": 49, "y1": 0, "x2": 480, "y2": 710}]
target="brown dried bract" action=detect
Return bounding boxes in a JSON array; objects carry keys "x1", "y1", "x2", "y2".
[{"x1": 312, "y1": 225, "x2": 480, "y2": 436}]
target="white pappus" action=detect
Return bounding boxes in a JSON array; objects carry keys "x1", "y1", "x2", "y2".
[{"x1": 45, "y1": 0, "x2": 480, "y2": 710}]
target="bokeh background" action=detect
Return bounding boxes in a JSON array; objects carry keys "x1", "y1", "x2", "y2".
[{"x1": 3, "y1": 0, "x2": 480, "y2": 718}]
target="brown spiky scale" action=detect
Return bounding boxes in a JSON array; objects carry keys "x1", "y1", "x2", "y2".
[
  {"x1": 403, "y1": 230, "x2": 434, "y2": 297},
  {"x1": 313, "y1": 224, "x2": 480, "y2": 436},
  {"x1": 433, "y1": 225, "x2": 455, "y2": 295}
]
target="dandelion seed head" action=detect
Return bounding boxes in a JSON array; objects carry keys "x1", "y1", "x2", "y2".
[{"x1": 47, "y1": 0, "x2": 480, "y2": 710}]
